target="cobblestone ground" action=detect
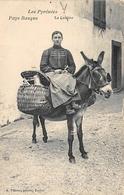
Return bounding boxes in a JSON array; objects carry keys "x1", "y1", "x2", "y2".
[{"x1": 0, "y1": 92, "x2": 124, "y2": 195}]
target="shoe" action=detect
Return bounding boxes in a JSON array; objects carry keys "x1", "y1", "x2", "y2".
[
  {"x1": 72, "y1": 102, "x2": 81, "y2": 110},
  {"x1": 66, "y1": 105, "x2": 75, "y2": 115}
]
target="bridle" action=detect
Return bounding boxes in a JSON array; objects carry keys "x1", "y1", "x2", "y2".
[{"x1": 76, "y1": 65, "x2": 110, "y2": 95}]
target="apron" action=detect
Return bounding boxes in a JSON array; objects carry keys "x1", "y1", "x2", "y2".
[{"x1": 46, "y1": 72, "x2": 77, "y2": 108}]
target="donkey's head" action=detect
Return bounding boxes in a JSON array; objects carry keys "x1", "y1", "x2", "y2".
[{"x1": 80, "y1": 51, "x2": 112, "y2": 98}]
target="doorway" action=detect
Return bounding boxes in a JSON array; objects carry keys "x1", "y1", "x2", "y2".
[{"x1": 111, "y1": 40, "x2": 122, "y2": 91}]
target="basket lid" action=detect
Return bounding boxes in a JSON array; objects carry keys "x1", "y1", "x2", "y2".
[{"x1": 21, "y1": 70, "x2": 50, "y2": 86}]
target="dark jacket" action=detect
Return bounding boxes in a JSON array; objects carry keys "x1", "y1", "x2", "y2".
[{"x1": 40, "y1": 45, "x2": 76, "y2": 74}]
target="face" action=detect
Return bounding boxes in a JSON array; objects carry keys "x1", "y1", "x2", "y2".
[
  {"x1": 92, "y1": 67, "x2": 112, "y2": 98},
  {"x1": 92, "y1": 68, "x2": 108, "y2": 87},
  {"x1": 52, "y1": 33, "x2": 63, "y2": 46},
  {"x1": 81, "y1": 51, "x2": 112, "y2": 99}
]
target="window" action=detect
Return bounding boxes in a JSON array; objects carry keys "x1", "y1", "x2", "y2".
[
  {"x1": 111, "y1": 40, "x2": 122, "y2": 91},
  {"x1": 93, "y1": 0, "x2": 106, "y2": 29}
]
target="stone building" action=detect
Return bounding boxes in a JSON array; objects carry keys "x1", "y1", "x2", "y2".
[{"x1": 73, "y1": 0, "x2": 124, "y2": 91}]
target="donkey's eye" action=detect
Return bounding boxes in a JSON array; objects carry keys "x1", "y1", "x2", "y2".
[{"x1": 93, "y1": 71, "x2": 101, "y2": 80}]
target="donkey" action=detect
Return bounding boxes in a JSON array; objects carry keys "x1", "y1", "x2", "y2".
[{"x1": 28, "y1": 51, "x2": 112, "y2": 163}]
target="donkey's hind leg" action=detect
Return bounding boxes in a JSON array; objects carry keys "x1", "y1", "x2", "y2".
[
  {"x1": 32, "y1": 115, "x2": 38, "y2": 143},
  {"x1": 39, "y1": 115, "x2": 48, "y2": 143}
]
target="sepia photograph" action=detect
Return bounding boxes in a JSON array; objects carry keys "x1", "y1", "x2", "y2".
[{"x1": 0, "y1": 0, "x2": 124, "y2": 194}]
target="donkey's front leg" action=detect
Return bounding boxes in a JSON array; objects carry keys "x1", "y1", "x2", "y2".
[
  {"x1": 75, "y1": 116, "x2": 88, "y2": 159},
  {"x1": 67, "y1": 115, "x2": 75, "y2": 163},
  {"x1": 39, "y1": 115, "x2": 48, "y2": 143},
  {"x1": 32, "y1": 115, "x2": 39, "y2": 143}
]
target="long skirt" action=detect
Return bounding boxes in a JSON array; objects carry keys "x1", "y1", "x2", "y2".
[{"x1": 46, "y1": 72, "x2": 77, "y2": 108}]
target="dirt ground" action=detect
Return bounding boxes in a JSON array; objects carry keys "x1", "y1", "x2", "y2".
[{"x1": 0, "y1": 91, "x2": 124, "y2": 195}]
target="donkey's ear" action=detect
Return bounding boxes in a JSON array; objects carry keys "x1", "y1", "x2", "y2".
[
  {"x1": 80, "y1": 51, "x2": 92, "y2": 65},
  {"x1": 97, "y1": 51, "x2": 105, "y2": 66}
]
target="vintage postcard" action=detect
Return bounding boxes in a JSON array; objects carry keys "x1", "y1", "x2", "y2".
[{"x1": 0, "y1": 0, "x2": 124, "y2": 195}]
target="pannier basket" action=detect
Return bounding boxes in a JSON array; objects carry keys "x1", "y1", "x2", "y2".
[{"x1": 17, "y1": 85, "x2": 52, "y2": 115}]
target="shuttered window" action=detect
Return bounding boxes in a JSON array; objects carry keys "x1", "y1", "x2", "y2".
[{"x1": 93, "y1": 0, "x2": 106, "y2": 29}]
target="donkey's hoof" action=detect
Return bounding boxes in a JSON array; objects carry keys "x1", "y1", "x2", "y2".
[
  {"x1": 43, "y1": 137, "x2": 48, "y2": 143},
  {"x1": 82, "y1": 152, "x2": 88, "y2": 159},
  {"x1": 32, "y1": 139, "x2": 37, "y2": 144},
  {"x1": 69, "y1": 157, "x2": 76, "y2": 164}
]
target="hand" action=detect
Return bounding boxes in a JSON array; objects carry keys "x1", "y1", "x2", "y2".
[
  {"x1": 62, "y1": 65, "x2": 69, "y2": 73},
  {"x1": 54, "y1": 69, "x2": 62, "y2": 74},
  {"x1": 62, "y1": 69, "x2": 68, "y2": 73}
]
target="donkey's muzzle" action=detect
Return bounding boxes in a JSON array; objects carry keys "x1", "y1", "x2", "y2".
[
  {"x1": 99, "y1": 84, "x2": 112, "y2": 99},
  {"x1": 104, "y1": 90, "x2": 111, "y2": 98}
]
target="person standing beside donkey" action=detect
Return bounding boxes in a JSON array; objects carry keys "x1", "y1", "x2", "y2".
[{"x1": 40, "y1": 31, "x2": 81, "y2": 115}]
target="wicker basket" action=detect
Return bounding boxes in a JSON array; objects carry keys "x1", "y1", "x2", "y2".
[{"x1": 17, "y1": 85, "x2": 52, "y2": 115}]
